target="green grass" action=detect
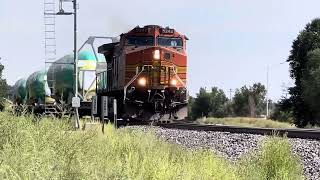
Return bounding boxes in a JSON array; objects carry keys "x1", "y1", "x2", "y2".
[
  {"x1": 197, "y1": 117, "x2": 295, "y2": 128},
  {"x1": 0, "y1": 112, "x2": 303, "y2": 179},
  {"x1": 238, "y1": 136, "x2": 303, "y2": 180}
]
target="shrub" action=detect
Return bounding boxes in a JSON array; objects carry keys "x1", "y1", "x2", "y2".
[{"x1": 238, "y1": 136, "x2": 303, "y2": 180}]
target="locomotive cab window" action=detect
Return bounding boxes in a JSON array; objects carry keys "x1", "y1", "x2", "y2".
[
  {"x1": 157, "y1": 37, "x2": 183, "y2": 48},
  {"x1": 126, "y1": 36, "x2": 154, "y2": 46}
]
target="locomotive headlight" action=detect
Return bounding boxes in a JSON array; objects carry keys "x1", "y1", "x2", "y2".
[
  {"x1": 170, "y1": 79, "x2": 177, "y2": 86},
  {"x1": 153, "y1": 50, "x2": 160, "y2": 60},
  {"x1": 138, "y1": 77, "x2": 147, "y2": 86}
]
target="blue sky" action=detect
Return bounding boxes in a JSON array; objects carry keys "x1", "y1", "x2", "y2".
[{"x1": 1, "y1": 0, "x2": 319, "y2": 100}]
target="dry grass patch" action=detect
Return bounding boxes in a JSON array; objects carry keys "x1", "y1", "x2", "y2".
[{"x1": 198, "y1": 117, "x2": 295, "y2": 128}]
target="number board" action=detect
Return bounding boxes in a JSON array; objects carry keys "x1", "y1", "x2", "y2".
[
  {"x1": 160, "y1": 28, "x2": 175, "y2": 34},
  {"x1": 134, "y1": 28, "x2": 149, "y2": 33}
]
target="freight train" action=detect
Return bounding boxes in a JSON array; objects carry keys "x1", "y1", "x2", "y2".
[
  {"x1": 12, "y1": 25, "x2": 188, "y2": 123},
  {"x1": 12, "y1": 51, "x2": 98, "y2": 116},
  {"x1": 95, "y1": 25, "x2": 188, "y2": 123}
]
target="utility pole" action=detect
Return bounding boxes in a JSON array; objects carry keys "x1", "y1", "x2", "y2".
[
  {"x1": 73, "y1": 0, "x2": 80, "y2": 129},
  {"x1": 266, "y1": 62, "x2": 286, "y2": 119},
  {"x1": 266, "y1": 65, "x2": 269, "y2": 119},
  {"x1": 229, "y1": 89, "x2": 233, "y2": 102},
  {"x1": 54, "y1": 0, "x2": 80, "y2": 128}
]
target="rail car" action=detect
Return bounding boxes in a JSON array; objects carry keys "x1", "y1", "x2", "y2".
[
  {"x1": 12, "y1": 51, "x2": 98, "y2": 116},
  {"x1": 95, "y1": 25, "x2": 188, "y2": 123}
]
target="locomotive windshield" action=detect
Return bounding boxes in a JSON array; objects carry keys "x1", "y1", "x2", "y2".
[
  {"x1": 157, "y1": 37, "x2": 183, "y2": 47},
  {"x1": 126, "y1": 36, "x2": 154, "y2": 46}
]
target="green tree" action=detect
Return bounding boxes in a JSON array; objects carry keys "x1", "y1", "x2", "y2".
[
  {"x1": 232, "y1": 87, "x2": 249, "y2": 117},
  {"x1": 270, "y1": 98, "x2": 293, "y2": 123},
  {"x1": 208, "y1": 87, "x2": 228, "y2": 118},
  {"x1": 250, "y1": 83, "x2": 267, "y2": 116},
  {"x1": 286, "y1": 18, "x2": 320, "y2": 127},
  {"x1": 232, "y1": 83, "x2": 266, "y2": 117},
  {"x1": 191, "y1": 88, "x2": 211, "y2": 119},
  {"x1": 0, "y1": 61, "x2": 8, "y2": 111},
  {"x1": 301, "y1": 49, "x2": 320, "y2": 123},
  {"x1": 190, "y1": 87, "x2": 228, "y2": 119}
]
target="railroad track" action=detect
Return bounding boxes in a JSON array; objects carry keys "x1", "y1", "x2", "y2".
[{"x1": 158, "y1": 122, "x2": 320, "y2": 140}]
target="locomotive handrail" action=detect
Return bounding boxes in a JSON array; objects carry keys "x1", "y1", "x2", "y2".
[
  {"x1": 123, "y1": 68, "x2": 145, "y2": 104},
  {"x1": 172, "y1": 68, "x2": 186, "y2": 88},
  {"x1": 83, "y1": 78, "x2": 96, "y2": 101}
]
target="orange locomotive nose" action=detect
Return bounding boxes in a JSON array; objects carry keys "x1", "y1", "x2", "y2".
[{"x1": 125, "y1": 46, "x2": 185, "y2": 88}]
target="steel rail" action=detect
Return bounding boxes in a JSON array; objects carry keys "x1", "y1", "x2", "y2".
[{"x1": 158, "y1": 122, "x2": 320, "y2": 140}]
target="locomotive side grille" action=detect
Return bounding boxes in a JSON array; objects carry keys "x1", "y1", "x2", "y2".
[
  {"x1": 160, "y1": 66, "x2": 174, "y2": 85},
  {"x1": 160, "y1": 66, "x2": 167, "y2": 84}
]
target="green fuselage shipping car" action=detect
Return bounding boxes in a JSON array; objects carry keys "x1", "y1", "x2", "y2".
[
  {"x1": 13, "y1": 78, "x2": 27, "y2": 105},
  {"x1": 47, "y1": 54, "x2": 74, "y2": 103},
  {"x1": 12, "y1": 51, "x2": 99, "y2": 116},
  {"x1": 26, "y1": 70, "x2": 51, "y2": 105},
  {"x1": 47, "y1": 51, "x2": 98, "y2": 104}
]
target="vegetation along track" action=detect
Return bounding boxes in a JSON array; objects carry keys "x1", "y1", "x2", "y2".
[{"x1": 158, "y1": 122, "x2": 320, "y2": 140}]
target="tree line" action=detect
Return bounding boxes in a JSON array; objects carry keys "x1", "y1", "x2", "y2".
[
  {"x1": 188, "y1": 83, "x2": 271, "y2": 120},
  {"x1": 0, "y1": 59, "x2": 9, "y2": 111},
  {"x1": 277, "y1": 18, "x2": 320, "y2": 127},
  {"x1": 190, "y1": 18, "x2": 320, "y2": 128}
]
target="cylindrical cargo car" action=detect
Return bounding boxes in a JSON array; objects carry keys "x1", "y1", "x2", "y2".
[
  {"x1": 47, "y1": 51, "x2": 98, "y2": 104},
  {"x1": 12, "y1": 43, "x2": 104, "y2": 116},
  {"x1": 12, "y1": 78, "x2": 27, "y2": 105},
  {"x1": 26, "y1": 70, "x2": 52, "y2": 105}
]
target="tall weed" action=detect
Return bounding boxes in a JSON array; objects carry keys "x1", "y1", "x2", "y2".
[
  {"x1": 238, "y1": 136, "x2": 303, "y2": 180},
  {"x1": 0, "y1": 112, "x2": 303, "y2": 179}
]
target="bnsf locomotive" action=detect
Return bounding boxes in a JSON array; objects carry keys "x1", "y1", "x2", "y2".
[{"x1": 96, "y1": 25, "x2": 188, "y2": 122}]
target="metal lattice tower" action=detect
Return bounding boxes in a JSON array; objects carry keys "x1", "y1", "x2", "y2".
[
  {"x1": 44, "y1": 0, "x2": 56, "y2": 61},
  {"x1": 44, "y1": 0, "x2": 57, "y2": 113}
]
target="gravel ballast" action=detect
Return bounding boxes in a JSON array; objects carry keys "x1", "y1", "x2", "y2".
[
  {"x1": 290, "y1": 138, "x2": 320, "y2": 180},
  {"x1": 129, "y1": 126, "x2": 265, "y2": 160},
  {"x1": 127, "y1": 125, "x2": 320, "y2": 180}
]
